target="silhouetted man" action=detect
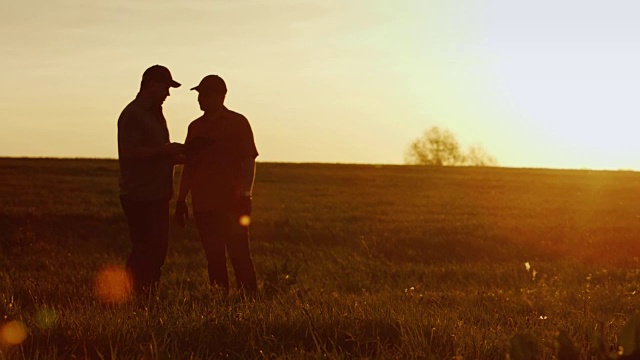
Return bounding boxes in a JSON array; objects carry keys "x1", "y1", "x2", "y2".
[
  {"x1": 117, "y1": 65, "x2": 184, "y2": 295},
  {"x1": 175, "y1": 74, "x2": 258, "y2": 295}
]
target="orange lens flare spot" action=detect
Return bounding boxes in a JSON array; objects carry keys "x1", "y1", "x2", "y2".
[
  {"x1": 95, "y1": 265, "x2": 133, "y2": 304},
  {"x1": 239, "y1": 215, "x2": 251, "y2": 227},
  {"x1": 1, "y1": 321, "x2": 27, "y2": 347}
]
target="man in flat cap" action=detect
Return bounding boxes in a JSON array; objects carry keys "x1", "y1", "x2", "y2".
[
  {"x1": 117, "y1": 64, "x2": 184, "y2": 295},
  {"x1": 175, "y1": 74, "x2": 258, "y2": 296}
]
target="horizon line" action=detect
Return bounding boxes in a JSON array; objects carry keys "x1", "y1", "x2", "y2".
[{"x1": 0, "y1": 156, "x2": 637, "y2": 173}]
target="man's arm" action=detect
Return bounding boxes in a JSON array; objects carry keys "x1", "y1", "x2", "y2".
[
  {"x1": 173, "y1": 164, "x2": 192, "y2": 227},
  {"x1": 235, "y1": 158, "x2": 256, "y2": 221},
  {"x1": 118, "y1": 108, "x2": 183, "y2": 160},
  {"x1": 174, "y1": 128, "x2": 195, "y2": 227},
  {"x1": 235, "y1": 115, "x2": 258, "y2": 219},
  {"x1": 238, "y1": 116, "x2": 258, "y2": 196},
  {"x1": 177, "y1": 164, "x2": 194, "y2": 202},
  {"x1": 174, "y1": 163, "x2": 193, "y2": 228},
  {"x1": 239, "y1": 158, "x2": 256, "y2": 196}
]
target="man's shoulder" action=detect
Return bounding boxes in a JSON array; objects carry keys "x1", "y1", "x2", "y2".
[
  {"x1": 223, "y1": 108, "x2": 248, "y2": 122},
  {"x1": 222, "y1": 108, "x2": 252, "y2": 131},
  {"x1": 188, "y1": 115, "x2": 206, "y2": 129},
  {"x1": 119, "y1": 98, "x2": 144, "y2": 121},
  {"x1": 118, "y1": 99, "x2": 142, "y2": 126}
]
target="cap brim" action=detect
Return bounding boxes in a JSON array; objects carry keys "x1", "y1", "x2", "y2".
[{"x1": 170, "y1": 80, "x2": 181, "y2": 88}]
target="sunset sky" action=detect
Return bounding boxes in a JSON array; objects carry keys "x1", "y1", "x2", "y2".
[{"x1": 3, "y1": 1, "x2": 640, "y2": 169}]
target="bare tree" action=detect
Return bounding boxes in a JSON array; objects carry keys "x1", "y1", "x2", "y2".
[{"x1": 405, "y1": 126, "x2": 498, "y2": 167}]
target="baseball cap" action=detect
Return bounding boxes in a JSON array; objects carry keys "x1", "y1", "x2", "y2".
[
  {"x1": 142, "y1": 65, "x2": 181, "y2": 88},
  {"x1": 191, "y1": 75, "x2": 227, "y2": 94}
]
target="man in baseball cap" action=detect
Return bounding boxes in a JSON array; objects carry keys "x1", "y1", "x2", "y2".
[
  {"x1": 190, "y1": 74, "x2": 226, "y2": 93},
  {"x1": 117, "y1": 64, "x2": 184, "y2": 295},
  {"x1": 142, "y1": 65, "x2": 181, "y2": 88},
  {"x1": 175, "y1": 74, "x2": 259, "y2": 296}
]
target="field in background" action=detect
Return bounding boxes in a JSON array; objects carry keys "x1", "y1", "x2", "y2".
[{"x1": 2, "y1": 158, "x2": 640, "y2": 358}]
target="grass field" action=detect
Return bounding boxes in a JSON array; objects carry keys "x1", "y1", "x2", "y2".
[{"x1": 2, "y1": 158, "x2": 640, "y2": 359}]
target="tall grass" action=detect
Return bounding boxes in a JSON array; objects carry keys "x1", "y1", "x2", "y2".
[{"x1": 2, "y1": 158, "x2": 640, "y2": 358}]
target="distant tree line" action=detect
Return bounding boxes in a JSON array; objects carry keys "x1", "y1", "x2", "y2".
[{"x1": 405, "y1": 126, "x2": 498, "y2": 167}]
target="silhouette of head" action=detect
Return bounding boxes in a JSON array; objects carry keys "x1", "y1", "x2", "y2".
[
  {"x1": 191, "y1": 75, "x2": 227, "y2": 113},
  {"x1": 140, "y1": 65, "x2": 181, "y2": 106}
]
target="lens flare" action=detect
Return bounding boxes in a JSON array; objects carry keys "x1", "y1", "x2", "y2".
[
  {"x1": 1, "y1": 320, "x2": 27, "y2": 347},
  {"x1": 239, "y1": 215, "x2": 251, "y2": 227},
  {"x1": 94, "y1": 265, "x2": 133, "y2": 304}
]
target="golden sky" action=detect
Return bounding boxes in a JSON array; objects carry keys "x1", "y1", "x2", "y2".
[{"x1": 3, "y1": 1, "x2": 640, "y2": 169}]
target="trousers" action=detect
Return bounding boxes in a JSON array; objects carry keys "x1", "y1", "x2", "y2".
[
  {"x1": 120, "y1": 197, "x2": 169, "y2": 294},
  {"x1": 194, "y1": 211, "x2": 257, "y2": 293}
]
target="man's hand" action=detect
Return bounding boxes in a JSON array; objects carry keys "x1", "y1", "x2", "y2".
[
  {"x1": 185, "y1": 136, "x2": 214, "y2": 159},
  {"x1": 235, "y1": 195, "x2": 252, "y2": 227},
  {"x1": 163, "y1": 142, "x2": 184, "y2": 156},
  {"x1": 174, "y1": 200, "x2": 189, "y2": 228},
  {"x1": 172, "y1": 153, "x2": 187, "y2": 165}
]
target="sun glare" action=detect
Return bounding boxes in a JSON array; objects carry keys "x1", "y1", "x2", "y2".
[
  {"x1": 0, "y1": 320, "x2": 27, "y2": 347},
  {"x1": 492, "y1": 47, "x2": 640, "y2": 169},
  {"x1": 94, "y1": 265, "x2": 133, "y2": 304},
  {"x1": 239, "y1": 215, "x2": 251, "y2": 227}
]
